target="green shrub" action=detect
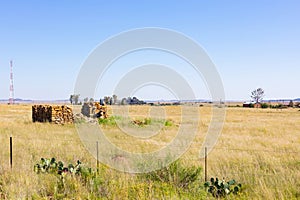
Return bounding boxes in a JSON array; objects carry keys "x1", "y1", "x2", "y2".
[
  {"x1": 98, "y1": 116, "x2": 119, "y2": 126},
  {"x1": 144, "y1": 118, "x2": 152, "y2": 125},
  {"x1": 140, "y1": 160, "x2": 201, "y2": 189},
  {"x1": 270, "y1": 104, "x2": 287, "y2": 109},
  {"x1": 164, "y1": 119, "x2": 173, "y2": 127},
  {"x1": 261, "y1": 103, "x2": 269, "y2": 109}
]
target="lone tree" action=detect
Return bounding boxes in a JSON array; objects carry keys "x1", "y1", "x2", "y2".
[
  {"x1": 112, "y1": 94, "x2": 118, "y2": 104},
  {"x1": 74, "y1": 94, "x2": 80, "y2": 105},
  {"x1": 70, "y1": 95, "x2": 74, "y2": 104},
  {"x1": 251, "y1": 88, "x2": 264, "y2": 104},
  {"x1": 121, "y1": 98, "x2": 127, "y2": 105},
  {"x1": 289, "y1": 100, "x2": 294, "y2": 107},
  {"x1": 70, "y1": 94, "x2": 80, "y2": 105},
  {"x1": 104, "y1": 96, "x2": 111, "y2": 105}
]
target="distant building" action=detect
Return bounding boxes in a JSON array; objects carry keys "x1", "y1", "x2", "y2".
[{"x1": 243, "y1": 102, "x2": 261, "y2": 108}]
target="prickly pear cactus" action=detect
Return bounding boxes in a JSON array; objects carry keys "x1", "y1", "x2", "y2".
[
  {"x1": 34, "y1": 158, "x2": 86, "y2": 176},
  {"x1": 204, "y1": 177, "x2": 242, "y2": 198},
  {"x1": 34, "y1": 157, "x2": 58, "y2": 174}
]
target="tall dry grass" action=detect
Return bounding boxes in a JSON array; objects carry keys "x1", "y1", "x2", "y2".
[{"x1": 0, "y1": 104, "x2": 299, "y2": 199}]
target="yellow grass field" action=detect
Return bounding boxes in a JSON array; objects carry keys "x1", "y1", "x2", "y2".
[{"x1": 0, "y1": 104, "x2": 299, "y2": 199}]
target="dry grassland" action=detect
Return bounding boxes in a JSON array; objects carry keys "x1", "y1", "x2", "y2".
[{"x1": 0, "y1": 104, "x2": 299, "y2": 199}]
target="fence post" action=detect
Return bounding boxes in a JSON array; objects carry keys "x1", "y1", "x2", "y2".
[
  {"x1": 205, "y1": 147, "x2": 207, "y2": 182},
  {"x1": 96, "y1": 141, "x2": 99, "y2": 174},
  {"x1": 10, "y1": 136, "x2": 12, "y2": 169}
]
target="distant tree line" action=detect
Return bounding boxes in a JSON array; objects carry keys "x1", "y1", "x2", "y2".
[
  {"x1": 242, "y1": 88, "x2": 299, "y2": 109},
  {"x1": 69, "y1": 94, "x2": 146, "y2": 106}
]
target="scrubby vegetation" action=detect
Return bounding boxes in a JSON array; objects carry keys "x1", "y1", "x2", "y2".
[
  {"x1": 98, "y1": 115, "x2": 119, "y2": 126},
  {"x1": 31, "y1": 158, "x2": 210, "y2": 199},
  {"x1": 99, "y1": 115, "x2": 175, "y2": 128}
]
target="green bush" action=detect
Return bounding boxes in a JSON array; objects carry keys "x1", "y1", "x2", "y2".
[
  {"x1": 144, "y1": 118, "x2": 152, "y2": 125},
  {"x1": 261, "y1": 103, "x2": 269, "y2": 109},
  {"x1": 270, "y1": 104, "x2": 287, "y2": 109},
  {"x1": 140, "y1": 160, "x2": 201, "y2": 189},
  {"x1": 98, "y1": 116, "x2": 120, "y2": 126},
  {"x1": 164, "y1": 119, "x2": 173, "y2": 127}
]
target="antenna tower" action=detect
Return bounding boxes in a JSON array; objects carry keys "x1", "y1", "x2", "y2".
[{"x1": 9, "y1": 60, "x2": 14, "y2": 104}]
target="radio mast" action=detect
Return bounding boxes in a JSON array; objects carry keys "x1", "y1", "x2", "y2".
[{"x1": 9, "y1": 60, "x2": 14, "y2": 104}]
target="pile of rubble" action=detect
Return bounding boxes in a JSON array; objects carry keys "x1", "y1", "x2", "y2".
[
  {"x1": 81, "y1": 102, "x2": 108, "y2": 119},
  {"x1": 73, "y1": 113, "x2": 98, "y2": 124},
  {"x1": 32, "y1": 105, "x2": 74, "y2": 124}
]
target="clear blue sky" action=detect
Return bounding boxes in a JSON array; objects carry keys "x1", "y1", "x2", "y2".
[{"x1": 0, "y1": 1, "x2": 299, "y2": 100}]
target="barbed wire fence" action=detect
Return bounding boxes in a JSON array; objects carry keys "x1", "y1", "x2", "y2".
[{"x1": 1, "y1": 135, "x2": 299, "y2": 189}]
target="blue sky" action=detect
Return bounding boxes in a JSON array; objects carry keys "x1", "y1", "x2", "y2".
[{"x1": 0, "y1": 1, "x2": 299, "y2": 100}]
